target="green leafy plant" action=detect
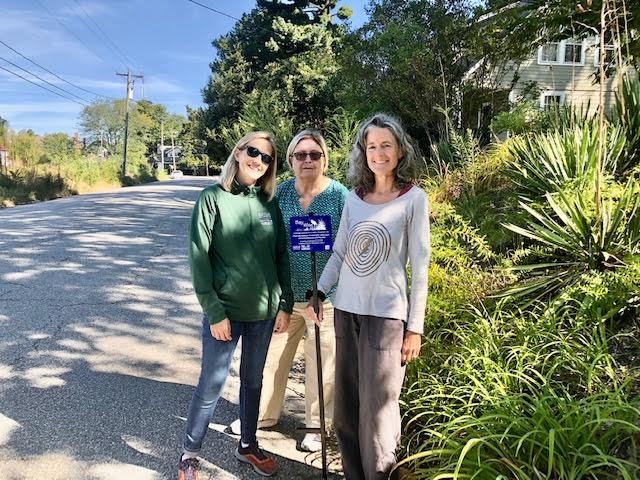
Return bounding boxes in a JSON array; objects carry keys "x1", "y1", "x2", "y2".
[
  {"x1": 612, "y1": 73, "x2": 640, "y2": 175},
  {"x1": 503, "y1": 180, "x2": 640, "y2": 300},
  {"x1": 506, "y1": 124, "x2": 626, "y2": 198}
]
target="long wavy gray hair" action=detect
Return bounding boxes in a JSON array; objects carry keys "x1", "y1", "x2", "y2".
[{"x1": 347, "y1": 113, "x2": 422, "y2": 192}]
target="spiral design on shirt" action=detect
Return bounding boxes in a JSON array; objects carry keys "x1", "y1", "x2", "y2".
[{"x1": 345, "y1": 221, "x2": 391, "y2": 277}]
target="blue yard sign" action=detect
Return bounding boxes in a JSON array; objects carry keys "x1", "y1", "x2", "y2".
[{"x1": 290, "y1": 215, "x2": 332, "y2": 253}]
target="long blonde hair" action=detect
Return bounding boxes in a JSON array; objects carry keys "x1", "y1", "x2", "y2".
[{"x1": 219, "y1": 131, "x2": 278, "y2": 201}]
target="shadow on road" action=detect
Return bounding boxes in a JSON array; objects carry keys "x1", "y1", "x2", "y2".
[{"x1": 0, "y1": 179, "x2": 340, "y2": 479}]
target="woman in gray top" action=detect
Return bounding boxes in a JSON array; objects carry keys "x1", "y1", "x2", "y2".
[{"x1": 307, "y1": 113, "x2": 430, "y2": 480}]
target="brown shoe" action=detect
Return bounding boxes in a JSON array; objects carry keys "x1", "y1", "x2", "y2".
[
  {"x1": 235, "y1": 441, "x2": 277, "y2": 477},
  {"x1": 177, "y1": 456, "x2": 199, "y2": 480}
]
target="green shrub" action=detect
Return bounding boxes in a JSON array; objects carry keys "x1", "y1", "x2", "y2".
[
  {"x1": 399, "y1": 389, "x2": 639, "y2": 480},
  {"x1": 399, "y1": 297, "x2": 639, "y2": 478},
  {"x1": 503, "y1": 180, "x2": 640, "y2": 301},
  {"x1": 0, "y1": 169, "x2": 75, "y2": 206},
  {"x1": 506, "y1": 124, "x2": 627, "y2": 199},
  {"x1": 612, "y1": 73, "x2": 640, "y2": 175}
]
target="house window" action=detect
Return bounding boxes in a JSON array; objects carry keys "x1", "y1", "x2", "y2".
[
  {"x1": 540, "y1": 92, "x2": 566, "y2": 109},
  {"x1": 537, "y1": 40, "x2": 586, "y2": 65},
  {"x1": 594, "y1": 46, "x2": 615, "y2": 67},
  {"x1": 539, "y1": 43, "x2": 559, "y2": 63},
  {"x1": 564, "y1": 42, "x2": 584, "y2": 63}
]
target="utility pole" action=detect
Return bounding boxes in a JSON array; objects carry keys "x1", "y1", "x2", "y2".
[
  {"x1": 160, "y1": 120, "x2": 165, "y2": 172},
  {"x1": 170, "y1": 132, "x2": 177, "y2": 172},
  {"x1": 116, "y1": 70, "x2": 143, "y2": 178}
]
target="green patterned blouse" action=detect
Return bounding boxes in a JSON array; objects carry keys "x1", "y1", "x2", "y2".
[{"x1": 276, "y1": 178, "x2": 349, "y2": 302}]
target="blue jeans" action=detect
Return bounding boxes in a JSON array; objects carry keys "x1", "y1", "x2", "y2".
[{"x1": 183, "y1": 316, "x2": 275, "y2": 452}]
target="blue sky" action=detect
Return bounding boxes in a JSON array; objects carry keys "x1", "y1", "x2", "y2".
[{"x1": 0, "y1": 0, "x2": 368, "y2": 135}]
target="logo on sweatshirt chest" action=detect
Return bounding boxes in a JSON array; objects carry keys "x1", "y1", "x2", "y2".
[{"x1": 258, "y1": 212, "x2": 273, "y2": 226}]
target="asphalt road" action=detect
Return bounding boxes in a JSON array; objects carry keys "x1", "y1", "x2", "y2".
[{"x1": 0, "y1": 177, "x2": 343, "y2": 480}]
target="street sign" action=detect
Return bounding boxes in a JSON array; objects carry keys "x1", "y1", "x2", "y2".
[{"x1": 290, "y1": 215, "x2": 332, "y2": 253}]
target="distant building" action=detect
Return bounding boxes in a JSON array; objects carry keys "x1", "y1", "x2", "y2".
[
  {"x1": 0, "y1": 146, "x2": 11, "y2": 173},
  {"x1": 154, "y1": 145, "x2": 182, "y2": 171}
]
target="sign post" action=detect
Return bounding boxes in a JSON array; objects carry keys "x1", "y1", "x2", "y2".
[{"x1": 289, "y1": 214, "x2": 332, "y2": 480}]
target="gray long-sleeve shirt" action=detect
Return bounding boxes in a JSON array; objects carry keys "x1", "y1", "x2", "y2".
[{"x1": 317, "y1": 186, "x2": 430, "y2": 334}]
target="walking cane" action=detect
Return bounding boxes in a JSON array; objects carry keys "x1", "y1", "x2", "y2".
[
  {"x1": 310, "y1": 250, "x2": 328, "y2": 480},
  {"x1": 292, "y1": 212, "x2": 329, "y2": 479}
]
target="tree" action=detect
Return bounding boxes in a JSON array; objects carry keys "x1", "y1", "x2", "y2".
[
  {"x1": 337, "y1": 0, "x2": 480, "y2": 145},
  {"x1": 79, "y1": 99, "x2": 186, "y2": 164},
  {"x1": 10, "y1": 130, "x2": 42, "y2": 167},
  {"x1": 0, "y1": 116, "x2": 9, "y2": 148},
  {"x1": 198, "y1": 0, "x2": 352, "y2": 154},
  {"x1": 79, "y1": 100, "x2": 127, "y2": 155},
  {"x1": 41, "y1": 133, "x2": 74, "y2": 163},
  {"x1": 477, "y1": 0, "x2": 640, "y2": 68}
]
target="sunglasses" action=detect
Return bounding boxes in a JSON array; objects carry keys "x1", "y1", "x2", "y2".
[
  {"x1": 290, "y1": 151, "x2": 323, "y2": 162},
  {"x1": 245, "y1": 146, "x2": 273, "y2": 165}
]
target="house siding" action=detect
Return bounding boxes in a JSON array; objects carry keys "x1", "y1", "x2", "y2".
[{"x1": 489, "y1": 38, "x2": 626, "y2": 113}]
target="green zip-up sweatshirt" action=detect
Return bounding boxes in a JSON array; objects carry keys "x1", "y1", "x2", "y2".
[{"x1": 188, "y1": 181, "x2": 294, "y2": 325}]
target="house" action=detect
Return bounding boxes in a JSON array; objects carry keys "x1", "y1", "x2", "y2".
[
  {"x1": 462, "y1": 36, "x2": 630, "y2": 137},
  {"x1": 154, "y1": 145, "x2": 182, "y2": 171}
]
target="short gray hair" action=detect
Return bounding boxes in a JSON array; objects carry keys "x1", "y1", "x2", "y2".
[
  {"x1": 347, "y1": 113, "x2": 422, "y2": 192},
  {"x1": 285, "y1": 129, "x2": 330, "y2": 172},
  {"x1": 219, "y1": 131, "x2": 278, "y2": 201}
]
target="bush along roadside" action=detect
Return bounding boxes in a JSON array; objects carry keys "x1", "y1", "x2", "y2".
[
  {"x1": 0, "y1": 155, "x2": 159, "y2": 208},
  {"x1": 396, "y1": 76, "x2": 640, "y2": 478}
]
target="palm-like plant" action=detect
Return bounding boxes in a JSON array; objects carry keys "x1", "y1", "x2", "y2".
[
  {"x1": 503, "y1": 180, "x2": 640, "y2": 299},
  {"x1": 506, "y1": 124, "x2": 626, "y2": 199},
  {"x1": 612, "y1": 74, "x2": 640, "y2": 175}
]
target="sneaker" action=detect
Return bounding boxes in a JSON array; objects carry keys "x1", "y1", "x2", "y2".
[
  {"x1": 229, "y1": 418, "x2": 241, "y2": 435},
  {"x1": 228, "y1": 418, "x2": 278, "y2": 435},
  {"x1": 300, "y1": 432, "x2": 322, "y2": 452},
  {"x1": 235, "y1": 441, "x2": 277, "y2": 477},
  {"x1": 177, "y1": 456, "x2": 199, "y2": 480}
]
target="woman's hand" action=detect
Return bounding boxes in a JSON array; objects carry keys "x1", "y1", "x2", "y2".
[
  {"x1": 401, "y1": 331, "x2": 422, "y2": 364},
  {"x1": 210, "y1": 318, "x2": 232, "y2": 341},
  {"x1": 274, "y1": 311, "x2": 290, "y2": 334},
  {"x1": 305, "y1": 301, "x2": 324, "y2": 327}
]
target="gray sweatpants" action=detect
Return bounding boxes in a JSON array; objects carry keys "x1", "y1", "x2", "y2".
[{"x1": 334, "y1": 309, "x2": 406, "y2": 480}]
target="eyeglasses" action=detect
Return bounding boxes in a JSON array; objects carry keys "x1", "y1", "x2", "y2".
[
  {"x1": 290, "y1": 151, "x2": 324, "y2": 162},
  {"x1": 245, "y1": 146, "x2": 273, "y2": 165}
]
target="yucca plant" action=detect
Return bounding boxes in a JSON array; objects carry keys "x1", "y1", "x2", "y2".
[
  {"x1": 612, "y1": 73, "x2": 640, "y2": 175},
  {"x1": 503, "y1": 180, "x2": 640, "y2": 300},
  {"x1": 506, "y1": 124, "x2": 626, "y2": 199}
]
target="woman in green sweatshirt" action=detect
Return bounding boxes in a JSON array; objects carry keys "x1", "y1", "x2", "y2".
[{"x1": 178, "y1": 131, "x2": 293, "y2": 480}]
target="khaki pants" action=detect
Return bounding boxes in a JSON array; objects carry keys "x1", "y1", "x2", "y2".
[{"x1": 259, "y1": 301, "x2": 335, "y2": 428}]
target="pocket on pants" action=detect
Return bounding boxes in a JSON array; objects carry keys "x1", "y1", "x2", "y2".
[
  {"x1": 366, "y1": 317, "x2": 404, "y2": 351},
  {"x1": 334, "y1": 309, "x2": 349, "y2": 339}
]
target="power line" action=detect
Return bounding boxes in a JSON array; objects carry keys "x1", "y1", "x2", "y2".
[
  {"x1": 0, "y1": 39, "x2": 115, "y2": 100},
  {"x1": 33, "y1": 0, "x2": 119, "y2": 70},
  {"x1": 69, "y1": 0, "x2": 137, "y2": 69},
  {"x1": 0, "y1": 55, "x2": 89, "y2": 104},
  {"x1": 0, "y1": 64, "x2": 86, "y2": 106},
  {"x1": 185, "y1": 0, "x2": 242, "y2": 22},
  {"x1": 185, "y1": 0, "x2": 286, "y2": 39}
]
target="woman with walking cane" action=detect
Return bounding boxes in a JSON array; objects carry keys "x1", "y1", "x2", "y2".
[
  {"x1": 229, "y1": 129, "x2": 348, "y2": 453},
  {"x1": 178, "y1": 131, "x2": 293, "y2": 480},
  {"x1": 307, "y1": 113, "x2": 430, "y2": 480}
]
